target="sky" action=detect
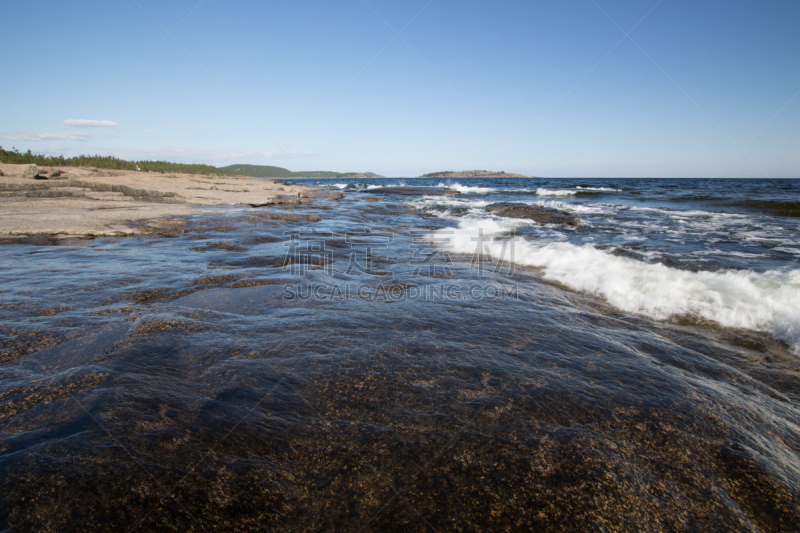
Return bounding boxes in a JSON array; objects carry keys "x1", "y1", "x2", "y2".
[{"x1": 1, "y1": 0, "x2": 798, "y2": 177}]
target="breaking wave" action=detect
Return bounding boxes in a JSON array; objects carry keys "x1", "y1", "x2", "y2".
[{"x1": 443, "y1": 218, "x2": 800, "y2": 353}]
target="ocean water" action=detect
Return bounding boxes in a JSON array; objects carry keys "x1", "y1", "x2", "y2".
[{"x1": 1, "y1": 178, "x2": 799, "y2": 531}]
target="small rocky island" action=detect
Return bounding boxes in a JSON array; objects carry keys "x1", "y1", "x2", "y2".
[
  {"x1": 420, "y1": 170, "x2": 537, "y2": 178},
  {"x1": 486, "y1": 202, "x2": 580, "y2": 226}
]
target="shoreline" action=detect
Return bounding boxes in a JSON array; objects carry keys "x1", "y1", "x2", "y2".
[
  {"x1": 0, "y1": 163, "x2": 333, "y2": 240},
  {"x1": 1, "y1": 176, "x2": 798, "y2": 530}
]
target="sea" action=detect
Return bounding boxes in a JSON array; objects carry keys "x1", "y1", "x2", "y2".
[{"x1": 1, "y1": 177, "x2": 798, "y2": 531}]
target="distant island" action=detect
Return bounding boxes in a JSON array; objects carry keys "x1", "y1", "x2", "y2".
[{"x1": 420, "y1": 170, "x2": 536, "y2": 178}]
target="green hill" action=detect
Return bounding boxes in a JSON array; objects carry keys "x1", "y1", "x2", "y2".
[
  {"x1": 220, "y1": 164, "x2": 353, "y2": 178},
  {"x1": 0, "y1": 147, "x2": 239, "y2": 176},
  {"x1": 0, "y1": 148, "x2": 376, "y2": 179}
]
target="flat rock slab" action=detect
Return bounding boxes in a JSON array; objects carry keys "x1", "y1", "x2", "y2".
[
  {"x1": 486, "y1": 202, "x2": 580, "y2": 226},
  {"x1": 0, "y1": 164, "x2": 322, "y2": 238},
  {"x1": 364, "y1": 187, "x2": 459, "y2": 195}
]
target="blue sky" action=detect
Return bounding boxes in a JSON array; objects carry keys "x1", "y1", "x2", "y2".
[{"x1": 1, "y1": 0, "x2": 798, "y2": 177}]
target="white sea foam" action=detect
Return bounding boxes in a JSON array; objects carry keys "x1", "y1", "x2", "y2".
[
  {"x1": 534, "y1": 186, "x2": 622, "y2": 197},
  {"x1": 536, "y1": 188, "x2": 577, "y2": 197},
  {"x1": 773, "y1": 247, "x2": 800, "y2": 256},
  {"x1": 437, "y1": 182, "x2": 496, "y2": 194},
  {"x1": 441, "y1": 220, "x2": 800, "y2": 353},
  {"x1": 498, "y1": 187, "x2": 539, "y2": 193},
  {"x1": 409, "y1": 196, "x2": 491, "y2": 220},
  {"x1": 533, "y1": 199, "x2": 613, "y2": 215},
  {"x1": 575, "y1": 186, "x2": 622, "y2": 192},
  {"x1": 415, "y1": 196, "x2": 491, "y2": 208},
  {"x1": 690, "y1": 249, "x2": 768, "y2": 259},
  {"x1": 362, "y1": 181, "x2": 407, "y2": 189},
  {"x1": 627, "y1": 206, "x2": 740, "y2": 219}
]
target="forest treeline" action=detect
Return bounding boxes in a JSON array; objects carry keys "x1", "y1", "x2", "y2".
[
  {"x1": 0, "y1": 148, "x2": 373, "y2": 178},
  {"x1": 219, "y1": 164, "x2": 354, "y2": 178},
  {"x1": 0, "y1": 147, "x2": 239, "y2": 176}
]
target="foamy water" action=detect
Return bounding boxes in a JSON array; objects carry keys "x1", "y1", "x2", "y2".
[
  {"x1": 436, "y1": 181, "x2": 496, "y2": 194},
  {"x1": 386, "y1": 177, "x2": 800, "y2": 353},
  {"x1": 443, "y1": 217, "x2": 800, "y2": 352},
  {"x1": 536, "y1": 188, "x2": 577, "y2": 197}
]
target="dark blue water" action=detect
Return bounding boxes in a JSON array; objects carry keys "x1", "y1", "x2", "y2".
[
  {"x1": 310, "y1": 177, "x2": 800, "y2": 272},
  {"x1": 1, "y1": 178, "x2": 799, "y2": 531}
]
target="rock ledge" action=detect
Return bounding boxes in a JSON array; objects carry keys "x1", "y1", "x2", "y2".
[{"x1": 486, "y1": 202, "x2": 580, "y2": 226}]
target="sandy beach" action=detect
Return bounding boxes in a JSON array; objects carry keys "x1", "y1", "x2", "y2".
[{"x1": 0, "y1": 164, "x2": 336, "y2": 239}]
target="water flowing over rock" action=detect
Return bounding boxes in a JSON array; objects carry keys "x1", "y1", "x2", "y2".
[
  {"x1": 485, "y1": 202, "x2": 580, "y2": 226},
  {"x1": 299, "y1": 190, "x2": 345, "y2": 200}
]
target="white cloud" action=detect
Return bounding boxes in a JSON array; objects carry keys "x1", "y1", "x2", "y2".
[
  {"x1": 104, "y1": 132, "x2": 122, "y2": 138},
  {"x1": 0, "y1": 130, "x2": 92, "y2": 142},
  {"x1": 62, "y1": 119, "x2": 119, "y2": 128}
]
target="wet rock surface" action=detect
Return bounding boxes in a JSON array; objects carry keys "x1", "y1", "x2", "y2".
[
  {"x1": 299, "y1": 190, "x2": 345, "y2": 200},
  {"x1": 486, "y1": 202, "x2": 581, "y2": 226},
  {"x1": 0, "y1": 192, "x2": 798, "y2": 531}
]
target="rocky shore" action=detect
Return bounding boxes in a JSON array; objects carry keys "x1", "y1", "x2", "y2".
[
  {"x1": 0, "y1": 164, "x2": 336, "y2": 239},
  {"x1": 485, "y1": 202, "x2": 581, "y2": 226}
]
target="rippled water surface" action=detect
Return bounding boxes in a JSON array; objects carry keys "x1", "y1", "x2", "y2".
[{"x1": 1, "y1": 178, "x2": 799, "y2": 531}]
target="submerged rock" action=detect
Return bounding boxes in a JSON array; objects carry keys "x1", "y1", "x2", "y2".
[
  {"x1": 299, "y1": 190, "x2": 345, "y2": 200},
  {"x1": 486, "y1": 202, "x2": 580, "y2": 226},
  {"x1": 248, "y1": 195, "x2": 313, "y2": 207}
]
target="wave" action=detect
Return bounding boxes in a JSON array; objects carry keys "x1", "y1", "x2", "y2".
[
  {"x1": 536, "y1": 188, "x2": 577, "y2": 197},
  {"x1": 535, "y1": 187, "x2": 623, "y2": 197},
  {"x1": 320, "y1": 182, "x2": 381, "y2": 190},
  {"x1": 437, "y1": 182, "x2": 496, "y2": 194},
  {"x1": 533, "y1": 199, "x2": 613, "y2": 215},
  {"x1": 442, "y1": 218, "x2": 800, "y2": 353},
  {"x1": 575, "y1": 186, "x2": 622, "y2": 192}
]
